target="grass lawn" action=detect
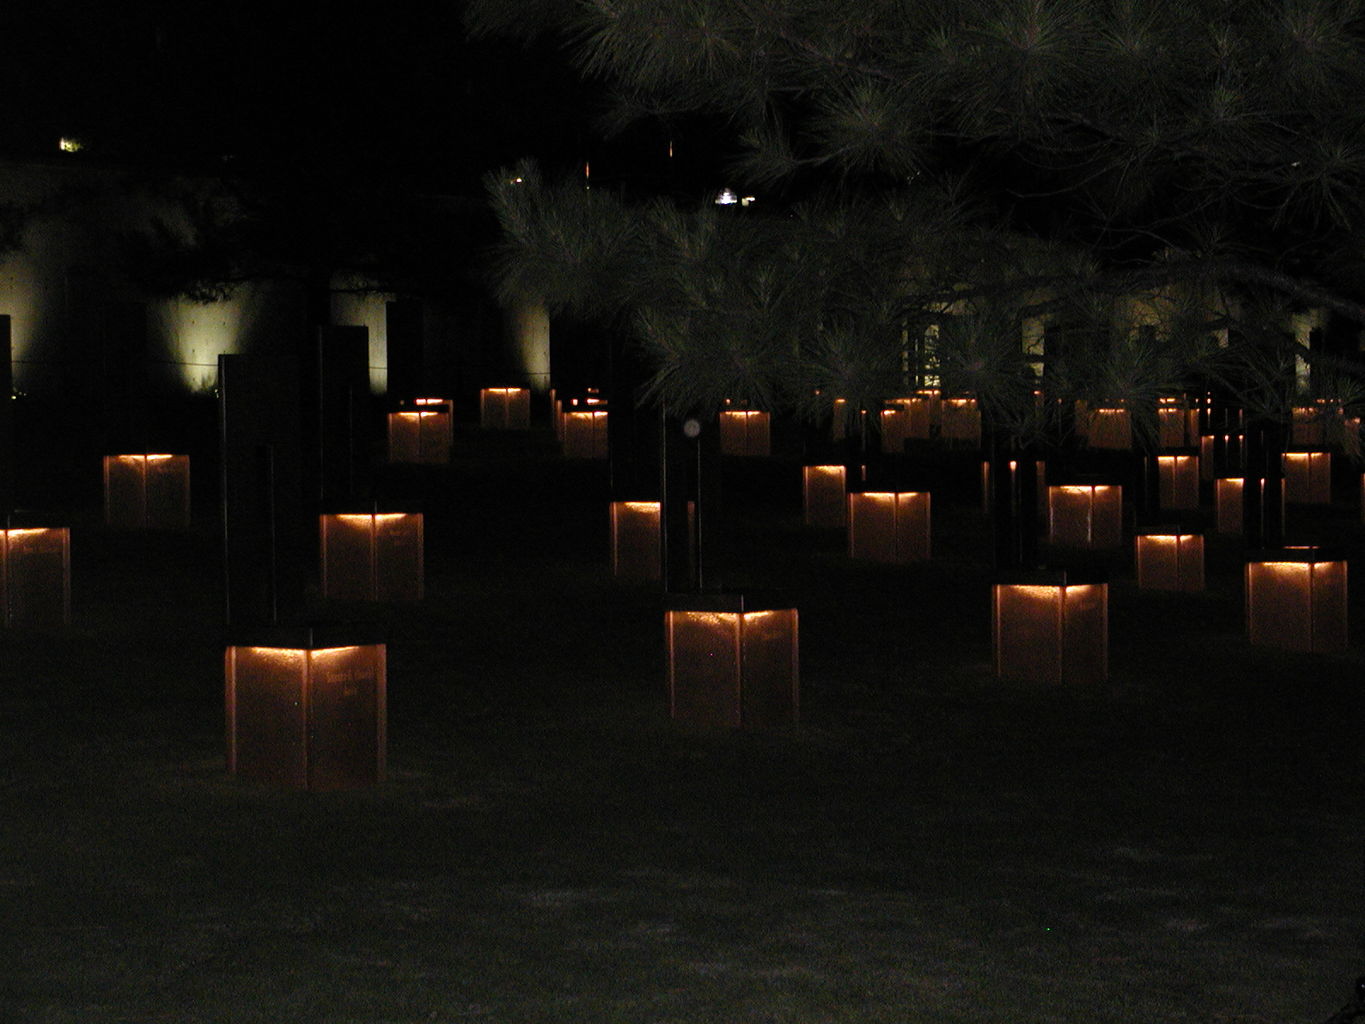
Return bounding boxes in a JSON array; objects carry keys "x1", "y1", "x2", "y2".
[{"x1": 1, "y1": 427, "x2": 1362, "y2": 1023}]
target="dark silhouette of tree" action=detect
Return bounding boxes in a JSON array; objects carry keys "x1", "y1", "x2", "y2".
[{"x1": 467, "y1": 0, "x2": 1365, "y2": 558}]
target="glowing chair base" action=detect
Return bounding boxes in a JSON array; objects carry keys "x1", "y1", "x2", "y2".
[
  {"x1": 803, "y1": 465, "x2": 848, "y2": 528},
  {"x1": 479, "y1": 387, "x2": 530, "y2": 430},
  {"x1": 992, "y1": 572, "x2": 1108, "y2": 685},
  {"x1": 719, "y1": 411, "x2": 771, "y2": 456},
  {"x1": 665, "y1": 594, "x2": 798, "y2": 729},
  {"x1": 1245, "y1": 548, "x2": 1347, "y2": 653},
  {"x1": 387, "y1": 406, "x2": 453, "y2": 464},
  {"x1": 319, "y1": 513, "x2": 424, "y2": 602},
  {"x1": 0, "y1": 527, "x2": 70, "y2": 628},
  {"x1": 225, "y1": 629, "x2": 387, "y2": 790},
  {"x1": 1135, "y1": 531, "x2": 1204, "y2": 592},
  {"x1": 103, "y1": 454, "x2": 190, "y2": 529},
  {"x1": 847, "y1": 491, "x2": 930, "y2": 563},
  {"x1": 1047, "y1": 485, "x2": 1123, "y2": 549},
  {"x1": 562, "y1": 410, "x2": 609, "y2": 459}
]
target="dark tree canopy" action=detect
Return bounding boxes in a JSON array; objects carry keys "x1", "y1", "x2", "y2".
[
  {"x1": 468, "y1": 0, "x2": 1365, "y2": 432},
  {"x1": 472, "y1": 0, "x2": 1365, "y2": 276}
]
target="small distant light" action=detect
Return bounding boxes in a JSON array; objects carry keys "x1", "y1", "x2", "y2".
[
  {"x1": 58, "y1": 137, "x2": 82, "y2": 154},
  {"x1": 740, "y1": 196, "x2": 757, "y2": 207},
  {"x1": 510, "y1": 176, "x2": 524, "y2": 184},
  {"x1": 715, "y1": 188, "x2": 738, "y2": 205}
]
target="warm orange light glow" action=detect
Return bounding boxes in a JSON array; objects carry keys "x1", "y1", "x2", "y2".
[
  {"x1": 1245, "y1": 552, "x2": 1347, "y2": 652},
  {"x1": 1047, "y1": 484, "x2": 1123, "y2": 549},
  {"x1": 1156, "y1": 454, "x2": 1200, "y2": 511},
  {"x1": 665, "y1": 603, "x2": 799, "y2": 729},
  {"x1": 1282, "y1": 451, "x2": 1332, "y2": 504},
  {"x1": 225, "y1": 641, "x2": 387, "y2": 790},
  {"x1": 885, "y1": 396, "x2": 932, "y2": 438},
  {"x1": 320, "y1": 513, "x2": 425, "y2": 602},
  {"x1": 1214, "y1": 477, "x2": 1244, "y2": 533},
  {"x1": 803, "y1": 465, "x2": 847, "y2": 528},
  {"x1": 244, "y1": 645, "x2": 363, "y2": 658},
  {"x1": 741, "y1": 610, "x2": 782, "y2": 624},
  {"x1": 610, "y1": 500, "x2": 665, "y2": 581},
  {"x1": 1086, "y1": 407, "x2": 1132, "y2": 449},
  {"x1": 992, "y1": 580, "x2": 1107, "y2": 685},
  {"x1": 847, "y1": 491, "x2": 931, "y2": 562},
  {"x1": 104, "y1": 454, "x2": 191, "y2": 529},
  {"x1": 1199, "y1": 433, "x2": 1244, "y2": 480},
  {"x1": 388, "y1": 408, "x2": 452, "y2": 464},
  {"x1": 1291, "y1": 405, "x2": 1338, "y2": 446},
  {"x1": 879, "y1": 407, "x2": 909, "y2": 453},
  {"x1": 718, "y1": 409, "x2": 771, "y2": 456},
  {"x1": 480, "y1": 387, "x2": 531, "y2": 430},
  {"x1": 0, "y1": 527, "x2": 70, "y2": 628},
  {"x1": 939, "y1": 396, "x2": 981, "y2": 442},
  {"x1": 112, "y1": 452, "x2": 173, "y2": 463},
  {"x1": 562, "y1": 409, "x2": 609, "y2": 458},
  {"x1": 1135, "y1": 533, "x2": 1204, "y2": 592},
  {"x1": 1156, "y1": 407, "x2": 1187, "y2": 448},
  {"x1": 830, "y1": 397, "x2": 848, "y2": 440}
]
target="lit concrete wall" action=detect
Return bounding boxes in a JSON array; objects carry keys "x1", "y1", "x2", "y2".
[
  {"x1": 330, "y1": 288, "x2": 392, "y2": 394},
  {"x1": 0, "y1": 160, "x2": 385, "y2": 396},
  {"x1": 507, "y1": 301, "x2": 551, "y2": 393},
  {"x1": 0, "y1": 161, "x2": 95, "y2": 391}
]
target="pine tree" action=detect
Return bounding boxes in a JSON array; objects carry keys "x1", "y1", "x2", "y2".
[{"x1": 469, "y1": 0, "x2": 1365, "y2": 558}]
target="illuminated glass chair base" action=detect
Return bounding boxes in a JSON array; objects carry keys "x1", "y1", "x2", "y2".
[
  {"x1": 1245, "y1": 547, "x2": 1347, "y2": 653},
  {"x1": 1047, "y1": 484, "x2": 1123, "y2": 550},
  {"x1": 0, "y1": 527, "x2": 70, "y2": 628},
  {"x1": 803, "y1": 465, "x2": 848, "y2": 528},
  {"x1": 718, "y1": 411, "x2": 771, "y2": 456},
  {"x1": 1155, "y1": 454, "x2": 1200, "y2": 512},
  {"x1": 939, "y1": 397, "x2": 981, "y2": 444},
  {"x1": 319, "y1": 512, "x2": 424, "y2": 602},
  {"x1": 992, "y1": 571, "x2": 1108, "y2": 685},
  {"x1": 1135, "y1": 530, "x2": 1204, "y2": 592},
  {"x1": 387, "y1": 405, "x2": 453, "y2": 464},
  {"x1": 1157, "y1": 406, "x2": 1194, "y2": 449},
  {"x1": 562, "y1": 410, "x2": 609, "y2": 458},
  {"x1": 665, "y1": 593, "x2": 799, "y2": 729},
  {"x1": 1214, "y1": 477, "x2": 1244, "y2": 534},
  {"x1": 1282, "y1": 451, "x2": 1332, "y2": 505},
  {"x1": 610, "y1": 500, "x2": 696, "y2": 583},
  {"x1": 479, "y1": 387, "x2": 531, "y2": 430},
  {"x1": 103, "y1": 454, "x2": 190, "y2": 529},
  {"x1": 1085, "y1": 408, "x2": 1132, "y2": 450},
  {"x1": 847, "y1": 491, "x2": 930, "y2": 563},
  {"x1": 225, "y1": 627, "x2": 387, "y2": 791}
]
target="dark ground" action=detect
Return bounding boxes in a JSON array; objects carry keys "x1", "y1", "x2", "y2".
[{"x1": 1, "y1": 418, "x2": 1363, "y2": 1023}]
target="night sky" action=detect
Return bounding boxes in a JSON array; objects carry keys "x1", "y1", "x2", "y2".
[{"x1": 0, "y1": 3, "x2": 722, "y2": 199}]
